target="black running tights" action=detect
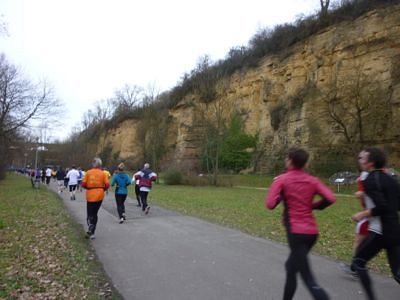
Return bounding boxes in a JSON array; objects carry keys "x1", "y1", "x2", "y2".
[
  {"x1": 283, "y1": 233, "x2": 329, "y2": 300},
  {"x1": 115, "y1": 194, "x2": 127, "y2": 218},
  {"x1": 351, "y1": 232, "x2": 400, "y2": 300},
  {"x1": 87, "y1": 201, "x2": 103, "y2": 234},
  {"x1": 140, "y1": 191, "x2": 148, "y2": 211},
  {"x1": 135, "y1": 185, "x2": 141, "y2": 205}
]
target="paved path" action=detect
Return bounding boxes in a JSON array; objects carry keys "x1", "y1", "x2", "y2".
[{"x1": 49, "y1": 183, "x2": 399, "y2": 300}]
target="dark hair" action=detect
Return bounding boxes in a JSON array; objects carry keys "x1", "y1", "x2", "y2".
[
  {"x1": 363, "y1": 147, "x2": 386, "y2": 169},
  {"x1": 287, "y1": 148, "x2": 309, "y2": 169}
]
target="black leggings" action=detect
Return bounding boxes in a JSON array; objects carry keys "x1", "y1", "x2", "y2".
[
  {"x1": 284, "y1": 233, "x2": 329, "y2": 300},
  {"x1": 351, "y1": 232, "x2": 400, "y2": 300},
  {"x1": 115, "y1": 194, "x2": 127, "y2": 218},
  {"x1": 140, "y1": 191, "x2": 149, "y2": 211},
  {"x1": 87, "y1": 201, "x2": 103, "y2": 234},
  {"x1": 135, "y1": 185, "x2": 141, "y2": 205}
]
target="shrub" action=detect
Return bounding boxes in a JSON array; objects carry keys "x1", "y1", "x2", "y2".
[
  {"x1": 163, "y1": 169, "x2": 183, "y2": 185},
  {"x1": 182, "y1": 174, "x2": 212, "y2": 186}
]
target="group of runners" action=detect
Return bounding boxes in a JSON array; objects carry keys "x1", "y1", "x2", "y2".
[
  {"x1": 29, "y1": 166, "x2": 57, "y2": 187},
  {"x1": 266, "y1": 147, "x2": 400, "y2": 300},
  {"x1": 38, "y1": 146, "x2": 399, "y2": 300},
  {"x1": 37, "y1": 159, "x2": 156, "y2": 239},
  {"x1": 75, "y1": 159, "x2": 157, "y2": 239}
]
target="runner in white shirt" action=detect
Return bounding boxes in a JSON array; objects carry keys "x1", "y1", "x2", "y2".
[
  {"x1": 45, "y1": 167, "x2": 52, "y2": 185},
  {"x1": 66, "y1": 166, "x2": 80, "y2": 200}
]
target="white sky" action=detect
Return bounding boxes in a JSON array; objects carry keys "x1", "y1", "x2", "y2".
[{"x1": 1, "y1": 0, "x2": 320, "y2": 140}]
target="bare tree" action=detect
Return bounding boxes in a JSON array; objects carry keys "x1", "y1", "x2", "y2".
[
  {"x1": 93, "y1": 99, "x2": 114, "y2": 123},
  {"x1": 322, "y1": 66, "x2": 393, "y2": 153},
  {"x1": 0, "y1": 53, "x2": 62, "y2": 179},
  {"x1": 320, "y1": 0, "x2": 330, "y2": 17},
  {"x1": 198, "y1": 84, "x2": 230, "y2": 185},
  {"x1": 142, "y1": 82, "x2": 160, "y2": 107},
  {"x1": 112, "y1": 84, "x2": 143, "y2": 112},
  {"x1": 0, "y1": 57, "x2": 61, "y2": 137}
]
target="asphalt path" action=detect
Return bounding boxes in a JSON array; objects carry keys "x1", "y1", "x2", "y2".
[{"x1": 48, "y1": 182, "x2": 399, "y2": 300}]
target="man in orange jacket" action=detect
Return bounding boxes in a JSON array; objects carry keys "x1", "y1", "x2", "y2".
[{"x1": 81, "y1": 157, "x2": 110, "y2": 239}]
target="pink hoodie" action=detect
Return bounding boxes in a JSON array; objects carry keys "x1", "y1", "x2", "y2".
[{"x1": 266, "y1": 169, "x2": 335, "y2": 234}]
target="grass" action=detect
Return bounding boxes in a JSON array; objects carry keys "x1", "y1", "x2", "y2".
[
  {"x1": 143, "y1": 182, "x2": 389, "y2": 275},
  {"x1": 0, "y1": 173, "x2": 121, "y2": 299},
  {"x1": 157, "y1": 172, "x2": 358, "y2": 195}
]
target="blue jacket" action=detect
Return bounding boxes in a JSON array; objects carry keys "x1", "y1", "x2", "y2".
[{"x1": 111, "y1": 172, "x2": 131, "y2": 195}]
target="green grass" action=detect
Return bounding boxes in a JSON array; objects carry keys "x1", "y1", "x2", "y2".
[
  {"x1": 214, "y1": 174, "x2": 275, "y2": 187},
  {"x1": 144, "y1": 183, "x2": 389, "y2": 275},
  {"x1": 0, "y1": 174, "x2": 121, "y2": 299},
  {"x1": 157, "y1": 172, "x2": 358, "y2": 195}
]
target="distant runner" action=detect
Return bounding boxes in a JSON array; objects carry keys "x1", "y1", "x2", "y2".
[
  {"x1": 66, "y1": 165, "x2": 80, "y2": 200},
  {"x1": 111, "y1": 163, "x2": 131, "y2": 223},
  {"x1": 132, "y1": 168, "x2": 142, "y2": 207},
  {"x1": 134, "y1": 163, "x2": 157, "y2": 215},
  {"x1": 56, "y1": 167, "x2": 66, "y2": 194},
  {"x1": 45, "y1": 167, "x2": 52, "y2": 185}
]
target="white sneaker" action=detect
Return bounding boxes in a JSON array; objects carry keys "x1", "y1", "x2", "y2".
[
  {"x1": 119, "y1": 218, "x2": 124, "y2": 224},
  {"x1": 89, "y1": 234, "x2": 96, "y2": 240}
]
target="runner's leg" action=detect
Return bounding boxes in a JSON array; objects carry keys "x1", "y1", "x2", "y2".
[
  {"x1": 284, "y1": 234, "x2": 329, "y2": 300},
  {"x1": 140, "y1": 191, "x2": 148, "y2": 211},
  {"x1": 352, "y1": 232, "x2": 383, "y2": 300},
  {"x1": 386, "y1": 245, "x2": 400, "y2": 285}
]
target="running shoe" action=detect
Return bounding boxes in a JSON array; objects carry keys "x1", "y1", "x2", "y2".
[
  {"x1": 119, "y1": 217, "x2": 124, "y2": 224},
  {"x1": 339, "y1": 262, "x2": 358, "y2": 277},
  {"x1": 145, "y1": 206, "x2": 150, "y2": 215}
]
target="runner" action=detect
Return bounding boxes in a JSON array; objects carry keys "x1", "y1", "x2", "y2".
[
  {"x1": 35, "y1": 168, "x2": 41, "y2": 187},
  {"x1": 265, "y1": 148, "x2": 335, "y2": 300},
  {"x1": 340, "y1": 171, "x2": 370, "y2": 277},
  {"x1": 103, "y1": 167, "x2": 111, "y2": 194},
  {"x1": 45, "y1": 166, "x2": 52, "y2": 185},
  {"x1": 81, "y1": 157, "x2": 110, "y2": 239},
  {"x1": 111, "y1": 163, "x2": 131, "y2": 223},
  {"x1": 41, "y1": 168, "x2": 46, "y2": 184},
  {"x1": 134, "y1": 163, "x2": 157, "y2": 215},
  {"x1": 30, "y1": 168, "x2": 36, "y2": 188},
  {"x1": 350, "y1": 148, "x2": 400, "y2": 300},
  {"x1": 63, "y1": 168, "x2": 69, "y2": 190},
  {"x1": 132, "y1": 168, "x2": 142, "y2": 207},
  {"x1": 77, "y1": 167, "x2": 84, "y2": 192},
  {"x1": 56, "y1": 167, "x2": 66, "y2": 194},
  {"x1": 51, "y1": 168, "x2": 57, "y2": 182},
  {"x1": 66, "y1": 165, "x2": 80, "y2": 200}
]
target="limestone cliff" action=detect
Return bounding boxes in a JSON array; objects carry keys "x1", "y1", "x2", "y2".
[{"x1": 99, "y1": 5, "x2": 400, "y2": 173}]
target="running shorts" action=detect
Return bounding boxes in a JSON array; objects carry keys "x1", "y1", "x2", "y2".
[{"x1": 356, "y1": 218, "x2": 369, "y2": 235}]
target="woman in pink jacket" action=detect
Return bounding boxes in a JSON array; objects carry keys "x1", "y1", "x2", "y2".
[{"x1": 266, "y1": 148, "x2": 335, "y2": 300}]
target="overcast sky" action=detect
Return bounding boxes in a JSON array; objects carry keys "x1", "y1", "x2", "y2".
[{"x1": 1, "y1": 0, "x2": 321, "y2": 141}]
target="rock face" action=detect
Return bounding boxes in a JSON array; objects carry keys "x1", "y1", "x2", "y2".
[{"x1": 100, "y1": 5, "x2": 400, "y2": 173}]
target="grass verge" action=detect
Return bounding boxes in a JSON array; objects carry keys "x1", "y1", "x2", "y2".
[
  {"x1": 146, "y1": 183, "x2": 389, "y2": 275},
  {"x1": 0, "y1": 174, "x2": 121, "y2": 299}
]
